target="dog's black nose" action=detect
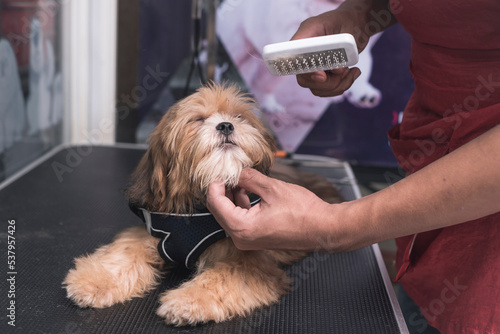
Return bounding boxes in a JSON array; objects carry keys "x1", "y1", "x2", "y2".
[{"x1": 216, "y1": 122, "x2": 234, "y2": 136}]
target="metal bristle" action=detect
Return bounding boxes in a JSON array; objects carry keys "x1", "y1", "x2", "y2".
[{"x1": 270, "y1": 48, "x2": 348, "y2": 76}]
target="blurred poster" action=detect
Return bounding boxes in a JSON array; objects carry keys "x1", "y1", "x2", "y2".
[{"x1": 216, "y1": 0, "x2": 413, "y2": 166}]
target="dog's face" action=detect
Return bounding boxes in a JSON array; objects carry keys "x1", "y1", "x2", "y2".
[{"x1": 127, "y1": 84, "x2": 276, "y2": 213}]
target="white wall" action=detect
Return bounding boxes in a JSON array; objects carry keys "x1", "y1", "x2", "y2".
[{"x1": 62, "y1": 0, "x2": 118, "y2": 145}]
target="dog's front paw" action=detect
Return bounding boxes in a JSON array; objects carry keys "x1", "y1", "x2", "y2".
[
  {"x1": 157, "y1": 288, "x2": 229, "y2": 326},
  {"x1": 63, "y1": 227, "x2": 163, "y2": 308},
  {"x1": 63, "y1": 258, "x2": 127, "y2": 308}
]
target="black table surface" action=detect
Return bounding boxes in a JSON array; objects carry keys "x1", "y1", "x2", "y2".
[{"x1": 0, "y1": 145, "x2": 406, "y2": 333}]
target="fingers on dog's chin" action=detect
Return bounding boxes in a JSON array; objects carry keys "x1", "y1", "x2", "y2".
[
  {"x1": 234, "y1": 189, "x2": 251, "y2": 209},
  {"x1": 238, "y1": 169, "x2": 255, "y2": 185},
  {"x1": 238, "y1": 169, "x2": 268, "y2": 192},
  {"x1": 207, "y1": 181, "x2": 227, "y2": 200},
  {"x1": 207, "y1": 182, "x2": 217, "y2": 193},
  {"x1": 224, "y1": 188, "x2": 235, "y2": 202}
]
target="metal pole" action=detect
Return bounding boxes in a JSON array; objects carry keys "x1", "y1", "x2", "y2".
[{"x1": 205, "y1": 0, "x2": 218, "y2": 82}]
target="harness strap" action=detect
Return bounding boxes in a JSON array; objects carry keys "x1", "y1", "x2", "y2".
[{"x1": 129, "y1": 194, "x2": 261, "y2": 269}]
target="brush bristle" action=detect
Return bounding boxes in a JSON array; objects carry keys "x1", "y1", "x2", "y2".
[{"x1": 267, "y1": 48, "x2": 348, "y2": 76}]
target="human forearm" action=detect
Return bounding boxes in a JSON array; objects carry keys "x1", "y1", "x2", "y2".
[
  {"x1": 337, "y1": 0, "x2": 398, "y2": 37},
  {"x1": 330, "y1": 124, "x2": 500, "y2": 251},
  {"x1": 293, "y1": 0, "x2": 397, "y2": 44},
  {"x1": 207, "y1": 126, "x2": 500, "y2": 253}
]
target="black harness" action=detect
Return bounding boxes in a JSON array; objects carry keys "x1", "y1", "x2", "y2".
[{"x1": 129, "y1": 195, "x2": 261, "y2": 269}]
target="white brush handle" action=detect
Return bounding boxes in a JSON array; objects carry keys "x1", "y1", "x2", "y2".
[{"x1": 262, "y1": 34, "x2": 359, "y2": 76}]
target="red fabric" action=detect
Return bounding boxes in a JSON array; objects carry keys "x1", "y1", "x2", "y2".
[{"x1": 388, "y1": 0, "x2": 500, "y2": 333}]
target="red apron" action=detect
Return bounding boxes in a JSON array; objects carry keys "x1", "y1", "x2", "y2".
[{"x1": 388, "y1": 0, "x2": 500, "y2": 332}]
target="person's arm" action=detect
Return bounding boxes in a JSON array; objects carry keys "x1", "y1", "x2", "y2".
[
  {"x1": 207, "y1": 124, "x2": 500, "y2": 252},
  {"x1": 335, "y1": 123, "x2": 500, "y2": 251},
  {"x1": 291, "y1": 0, "x2": 398, "y2": 97}
]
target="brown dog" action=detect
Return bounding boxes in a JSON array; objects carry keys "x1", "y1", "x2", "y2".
[{"x1": 63, "y1": 83, "x2": 339, "y2": 326}]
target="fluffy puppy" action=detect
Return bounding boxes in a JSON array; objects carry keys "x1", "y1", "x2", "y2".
[{"x1": 63, "y1": 84, "x2": 333, "y2": 326}]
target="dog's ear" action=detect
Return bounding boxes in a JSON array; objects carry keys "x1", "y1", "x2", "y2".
[
  {"x1": 126, "y1": 136, "x2": 170, "y2": 211},
  {"x1": 126, "y1": 100, "x2": 179, "y2": 211},
  {"x1": 126, "y1": 101, "x2": 194, "y2": 213}
]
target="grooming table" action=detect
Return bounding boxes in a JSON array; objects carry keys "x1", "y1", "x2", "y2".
[{"x1": 0, "y1": 145, "x2": 408, "y2": 333}]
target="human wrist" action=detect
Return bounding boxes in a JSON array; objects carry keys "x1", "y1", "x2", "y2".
[
  {"x1": 308, "y1": 201, "x2": 352, "y2": 252},
  {"x1": 336, "y1": 1, "x2": 372, "y2": 29},
  {"x1": 337, "y1": 0, "x2": 396, "y2": 46},
  {"x1": 316, "y1": 199, "x2": 377, "y2": 253}
]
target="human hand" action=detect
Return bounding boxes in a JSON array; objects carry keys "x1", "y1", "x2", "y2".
[
  {"x1": 291, "y1": 8, "x2": 367, "y2": 97},
  {"x1": 206, "y1": 169, "x2": 337, "y2": 251}
]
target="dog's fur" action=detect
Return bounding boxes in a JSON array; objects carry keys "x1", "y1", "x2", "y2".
[{"x1": 63, "y1": 84, "x2": 340, "y2": 326}]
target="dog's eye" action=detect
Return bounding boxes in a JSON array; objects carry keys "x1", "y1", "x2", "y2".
[{"x1": 189, "y1": 117, "x2": 205, "y2": 124}]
